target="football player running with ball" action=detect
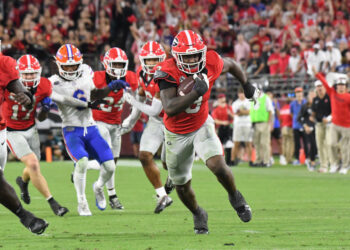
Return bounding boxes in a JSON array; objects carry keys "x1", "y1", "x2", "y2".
[
  {"x1": 122, "y1": 41, "x2": 174, "y2": 213},
  {"x1": 49, "y1": 44, "x2": 129, "y2": 216},
  {"x1": 0, "y1": 53, "x2": 48, "y2": 234},
  {"x1": 91, "y1": 47, "x2": 138, "y2": 210},
  {"x1": 3, "y1": 55, "x2": 68, "y2": 216},
  {"x1": 154, "y1": 30, "x2": 259, "y2": 234}
]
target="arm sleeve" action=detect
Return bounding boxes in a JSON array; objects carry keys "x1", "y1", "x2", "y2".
[
  {"x1": 130, "y1": 97, "x2": 163, "y2": 117},
  {"x1": 158, "y1": 79, "x2": 177, "y2": 91},
  {"x1": 51, "y1": 92, "x2": 88, "y2": 108}
]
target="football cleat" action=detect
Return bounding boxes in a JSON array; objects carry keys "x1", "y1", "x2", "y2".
[
  {"x1": 229, "y1": 190, "x2": 252, "y2": 223},
  {"x1": 77, "y1": 201, "x2": 92, "y2": 216},
  {"x1": 164, "y1": 176, "x2": 175, "y2": 195},
  {"x1": 329, "y1": 165, "x2": 339, "y2": 173},
  {"x1": 193, "y1": 207, "x2": 209, "y2": 234},
  {"x1": 16, "y1": 177, "x2": 30, "y2": 204},
  {"x1": 93, "y1": 182, "x2": 106, "y2": 210},
  {"x1": 49, "y1": 200, "x2": 69, "y2": 217},
  {"x1": 339, "y1": 167, "x2": 349, "y2": 175},
  {"x1": 154, "y1": 195, "x2": 173, "y2": 214},
  {"x1": 109, "y1": 197, "x2": 124, "y2": 210},
  {"x1": 20, "y1": 211, "x2": 48, "y2": 235}
]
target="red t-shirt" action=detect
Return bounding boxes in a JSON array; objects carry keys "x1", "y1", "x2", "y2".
[
  {"x1": 154, "y1": 50, "x2": 224, "y2": 134},
  {"x1": 316, "y1": 73, "x2": 350, "y2": 127},
  {"x1": 3, "y1": 77, "x2": 52, "y2": 130},
  {"x1": 211, "y1": 104, "x2": 233, "y2": 124},
  {"x1": 279, "y1": 54, "x2": 290, "y2": 74},
  {"x1": 92, "y1": 71, "x2": 138, "y2": 125},
  {"x1": 280, "y1": 104, "x2": 293, "y2": 128},
  {"x1": 268, "y1": 53, "x2": 282, "y2": 75},
  {"x1": 0, "y1": 55, "x2": 20, "y2": 130}
]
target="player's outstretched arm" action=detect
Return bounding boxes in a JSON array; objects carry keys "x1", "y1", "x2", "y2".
[
  {"x1": 124, "y1": 91, "x2": 163, "y2": 117},
  {"x1": 91, "y1": 80, "x2": 130, "y2": 101},
  {"x1": 6, "y1": 79, "x2": 33, "y2": 108},
  {"x1": 221, "y1": 58, "x2": 258, "y2": 100},
  {"x1": 51, "y1": 92, "x2": 88, "y2": 107}
]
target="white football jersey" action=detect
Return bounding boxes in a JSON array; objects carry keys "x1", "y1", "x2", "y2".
[{"x1": 49, "y1": 64, "x2": 96, "y2": 127}]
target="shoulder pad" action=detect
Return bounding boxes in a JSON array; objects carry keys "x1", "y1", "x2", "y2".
[{"x1": 153, "y1": 70, "x2": 169, "y2": 82}]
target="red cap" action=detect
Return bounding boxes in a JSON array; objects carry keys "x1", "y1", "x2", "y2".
[
  {"x1": 218, "y1": 93, "x2": 226, "y2": 98},
  {"x1": 294, "y1": 87, "x2": 303, "y2": 92}
]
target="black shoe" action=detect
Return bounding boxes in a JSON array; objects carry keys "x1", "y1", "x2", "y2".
[
  {"x1": 109, "y1": 196, "x2": 124, "y2": 210},
  {"x1": 20, "y1": 211, "x2": 49, "y2": 235},
  {"x1": 193, "y1": 207, "x2": 209, "y2": 234},
  {"x1": 16, "y1": 177, "x2": 30, "y2": 204},
  {"x1": 164, "y1": 176, "x2": 175, "y2": 195},
  {"x1": 154, "y1": 195, "x2": 173, "y2": 214},
  {"x1": 49, "y1": 199, "x2": 69, "y2": 217},
  {"x1": 249, "y1": 162, "x2": 260, "y2": 167},
  {"x1": 229, "y1": 159, "x2": 239, "y2": 167},
  {"x1": 229, "y1": 190, "x2": 252, "y2": 223}
]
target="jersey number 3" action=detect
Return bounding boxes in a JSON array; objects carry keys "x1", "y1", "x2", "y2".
[{"x1": 185, "y1": 96, "x2": 202, "y2": 114}]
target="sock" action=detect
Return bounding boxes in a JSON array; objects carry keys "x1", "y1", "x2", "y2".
[
  {"x1": 109, "y1": 194, "x2": 117, "y2": 200},
  {"x1": 155, "y1": 187, "x2": 167, "y2": 198},
  {"x1": 74, "y1": 158, "x2": 88, "y2": 202},
  {"x1": 46, "y1": 196, "x2": 53, "y2": 201},
  {"x1": 106, "y1": 171, "x2": 116, "y2": 196},
  {"x1": 96, "y1": 160, "x2": 115, "y2": 189},
  {"x1": 74, "y1": 172, "x2": 87, "y2": 202}
]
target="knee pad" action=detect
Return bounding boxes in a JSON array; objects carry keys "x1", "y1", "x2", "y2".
[
  {"x1": 75, "y1": 157, "x2": 88, "y2": 174},
  {"x1": 101, "y1": 160, "x2": 115, "y2": 174}
]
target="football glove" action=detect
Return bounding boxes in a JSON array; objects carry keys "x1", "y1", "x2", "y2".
[
  {"x1": 87, "y1": 99, "x2": 108, "y2": 110},
  {"x1": 108, "y1": 80, "x2": 130, "y2": 91},
  {"x1": 193, "y1": 73, "x2": 209, "y2": 96},
  {"x1": 41, "y1": 97, "x2": 52, "y2": 112}
]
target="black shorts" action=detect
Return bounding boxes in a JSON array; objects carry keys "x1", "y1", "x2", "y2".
[
  {"x1": 130, "y1": 131, "x2": 142, "y2": 144},
  {"x1": 271, "y1": 128, "x2": 281, "y2": 139}
]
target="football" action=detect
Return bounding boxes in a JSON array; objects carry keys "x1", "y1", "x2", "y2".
[{"x1": 177, "y1": 74, "x2": 204, "y2": 96}]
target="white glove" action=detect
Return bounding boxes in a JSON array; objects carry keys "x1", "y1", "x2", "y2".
[
  {"x1": 120, "y1": 118, "x2": 133, "y2": 135},
  {"x1": 123, "y1": 92, "x2": 136, "y2": 105}
]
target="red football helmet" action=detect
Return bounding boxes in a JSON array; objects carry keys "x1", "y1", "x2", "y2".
[
  {"x1": 103, "y1": 47, "x2": 128, "y2": 79},
  {"x1": 171, "y1": 30, "x2": 207, "y2": 74},
  {"x1": 139, "y1": 41, "x2": 166, "y2": 74},
  {"x1": 17, "y1": 54, "x2": 42, "y2": 89},
  {"x1": 55, "y1": 44, "x2": 83, "y2": 81}
]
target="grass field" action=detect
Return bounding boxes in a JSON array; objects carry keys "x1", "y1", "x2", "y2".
[{"x1": 1, "y1": 159, "x2": 350, "y2": 250}]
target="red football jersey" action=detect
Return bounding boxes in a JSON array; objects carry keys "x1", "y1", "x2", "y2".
[
  {"x1": 137, "y1": 66, "x2": 161, "y2": 100},
  {"x1": 3, "y1": 77, "x2": 52, "y2": 130},
  {"x1": 92, "y1": 70, "x2": 138, "y2": 124},
  {"x1": 136, "y1": 66, "x2": 164, "y2": 118},
  {"x1": 154, "y1": 50, "x2": 224, "y2": 134},
  {"x1": 0, "y1": 55, "x2": 20, "y2": 130}
]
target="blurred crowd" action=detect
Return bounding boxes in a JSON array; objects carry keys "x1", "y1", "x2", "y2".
[{"x1": 2, "y1": 0, "x2": 350, "y2": 78}]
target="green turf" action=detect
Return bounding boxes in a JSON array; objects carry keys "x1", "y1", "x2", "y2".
[{"x1": 1, "y1": 159, "x2": 349, "y2": 249}]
